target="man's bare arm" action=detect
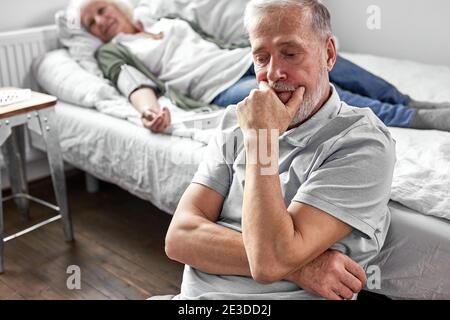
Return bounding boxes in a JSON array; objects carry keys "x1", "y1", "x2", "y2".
[{"x1": 165, "y1": 183, "x2": 251, "y2": 276}]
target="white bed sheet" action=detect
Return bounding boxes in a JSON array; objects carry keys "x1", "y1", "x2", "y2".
[{"x1": 389, "y1": 127, "x2": 450, "y2": 220}]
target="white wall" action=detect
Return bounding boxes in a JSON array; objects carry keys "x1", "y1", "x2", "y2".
[
  {"x1": 323, "y1": 0, "x2": 450, "y2": 67},
  {"x1": 2, "y1": 0, "x2": 448, "y2": 67},
  {"x1": 0, "y1": 0, "x2": 70, "y2": 32}
]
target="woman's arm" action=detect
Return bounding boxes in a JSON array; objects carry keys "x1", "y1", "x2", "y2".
[
  {"x1": 130, "y1": 87, "x2": 171, "y2": 133},
  {"x1": 129, "y1": 86, "x2": 160, "y2": 114},
  {"x1": 96, "y1": 43, "x2": 170, "y2": 132}
]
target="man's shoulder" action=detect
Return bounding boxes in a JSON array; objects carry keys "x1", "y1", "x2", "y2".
[
  {"x1": 339, "y1": 102, "x2": 393, "y2": 138},
  {"x1": 306, "y1": 102, "x2": 395, "y2": 161},
  {"x1": 339, "y1": 102, "x2": 388, "y2": 126},
  {"x1": 328, "y1": 102, "x2": 396, "y2": 157}
]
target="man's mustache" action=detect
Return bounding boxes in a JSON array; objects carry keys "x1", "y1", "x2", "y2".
[{"x1": 268, "y1": 81, "x2": 297, "y2": 92}]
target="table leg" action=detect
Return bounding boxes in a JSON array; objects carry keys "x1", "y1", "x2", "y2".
[
  {"x1": 0, "y1": 125, "x2": 11, "y2": 274},
  {"x1": 38, "y1": 109, "x2": 74, "y2": 242},
  {"x1": 2, "y1": 126, "x2": 30, "y2": 220}
]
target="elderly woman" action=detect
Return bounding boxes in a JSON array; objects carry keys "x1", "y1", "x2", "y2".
[
  {"x1": 79, "y1": 0, "x2": 450, "y2": 133},
  {"x1": 79, "y1": 0, "x2": 255, "y2": 133}
]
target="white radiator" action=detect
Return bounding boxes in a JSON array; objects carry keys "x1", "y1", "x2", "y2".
[
  {"x1": 0, "y1": 25, "x2": 60, "y2": 189},
  {"x1": 0, "y1": 25, "x2": 59, "y2": 90}
]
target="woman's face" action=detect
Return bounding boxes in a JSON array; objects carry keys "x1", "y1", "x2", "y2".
[{"x1": 81, "y1": 1, "x2": 135, "y2": 42}]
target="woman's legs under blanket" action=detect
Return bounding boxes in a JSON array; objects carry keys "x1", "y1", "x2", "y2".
[
  {"x1": 335, "y1": 85, "x2": 417, "y2": 128},
  {"x1": 331, "y1": 55, "x2": 450, "y2": 110},
  {"x1": 211, "y1": 66, "x2": 450, "y2": 131},
  {"x1": 330, "y1": 55, "x2": 412, "y2": 106},
  {"x1": 336, "y1": 85, "x2": 450, "y2": 131}
]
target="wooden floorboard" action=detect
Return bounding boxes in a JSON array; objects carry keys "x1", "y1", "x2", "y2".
[{"x1": 0, "y1": 170, "x2": 184, "y2": 300}]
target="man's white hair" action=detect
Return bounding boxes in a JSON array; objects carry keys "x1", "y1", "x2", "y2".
[
  {"x1": 70, "y1": 0, "x2": 134, "y2": 21},
  {"x1": 244, "y1": 0, "x2": 332, "y2": 39}
]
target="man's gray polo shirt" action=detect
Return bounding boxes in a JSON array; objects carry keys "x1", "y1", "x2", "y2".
[{"x1": 176, "y1": 85, "x2": 396, "y2": 300}]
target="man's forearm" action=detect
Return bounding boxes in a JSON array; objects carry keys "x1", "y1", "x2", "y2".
[
  {"x1": 166, "y1": 211, "x2": 252, "y2": 277},
  {"x1": 242, "y1": 137, "x2": 300, "y2": 280}
]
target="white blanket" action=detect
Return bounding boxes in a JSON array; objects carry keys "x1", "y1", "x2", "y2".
[{"x1": 389, "y1": 128, "x2": 450, "y2": 219}]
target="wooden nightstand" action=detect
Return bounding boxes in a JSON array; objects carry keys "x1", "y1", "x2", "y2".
[{"x1": 0, "y1": 89, "x2": 74, "y2": 273}]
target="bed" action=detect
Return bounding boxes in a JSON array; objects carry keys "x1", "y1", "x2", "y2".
[{"x1": 1, "y1": 25, "x2": 449, "y2": 300}]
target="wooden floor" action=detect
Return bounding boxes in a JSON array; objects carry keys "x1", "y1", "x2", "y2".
[{"x1": 0, "y1": 170, "x2": 184, "y2": 300}]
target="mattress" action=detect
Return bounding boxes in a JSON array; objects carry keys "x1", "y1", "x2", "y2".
[{"x1": 370, "y1": 201, "x2": 450, "y2": 299}]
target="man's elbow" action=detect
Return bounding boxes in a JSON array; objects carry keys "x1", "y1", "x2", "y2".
[
  {"x1": 164, "y1": 227, "x2": 182, "y2": 262},
  {"x1": 249, "y1": 256, "x2": 290, "y2": 284},
  {"x1": 252, "y1": 269, "x2": 283, "y2": 284},
  {"x1": 249, "y1": 250, "x2": 308, "y2": 284}
]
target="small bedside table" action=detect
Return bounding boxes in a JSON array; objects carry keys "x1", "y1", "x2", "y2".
[{"x1": 0, "y1": 89, "x2": 74, "y2": 273}]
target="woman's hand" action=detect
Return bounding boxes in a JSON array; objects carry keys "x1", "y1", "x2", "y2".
[{"x1": 142, "y1": 106, "x2": 171, "y2": 133}]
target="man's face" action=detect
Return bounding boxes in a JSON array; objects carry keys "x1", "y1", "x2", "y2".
[
  {"x1": 249, "y1": 8, "x2": 334, "y2": 124},
  {"x1": 81, "y1": 1, "x2": 135, "y2": 42}
]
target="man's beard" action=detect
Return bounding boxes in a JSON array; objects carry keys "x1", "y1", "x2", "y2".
[{"x1": 269, "y1": 67, "x2": 328, "y2": 127}]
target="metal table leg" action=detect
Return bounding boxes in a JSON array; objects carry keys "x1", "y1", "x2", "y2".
[
  {"x1": 0, "y1": 125, "x2": 10, "y2": 274},
  {"x1": 16, "y1": 125, "x2": 29, "y2": 198},
  {"x1": 38, "y1": 108, "x2": 73, "y2": 242},
  {"x1": 2, "y1": 125, "x2": 30, "y2": 220}
]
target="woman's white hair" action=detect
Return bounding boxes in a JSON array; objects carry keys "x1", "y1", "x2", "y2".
[
  {"x1": 244, "y1": 0, "x2": 332, "y2": 39},
  {"x1": 70, "y1": 0, "x2": 134, "y2": 21}
]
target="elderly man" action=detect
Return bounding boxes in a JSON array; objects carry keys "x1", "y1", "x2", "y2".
[{"x1": 163, "y1": 0, "x2": 395, "y2": 300}]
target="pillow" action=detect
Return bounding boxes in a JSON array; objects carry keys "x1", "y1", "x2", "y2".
[
  {"x1": 33, "y1": 49, "x2": 119, "y2": 107},
  {"x1": 55, "y1": 9, "x2": 104, "y2": 77}
]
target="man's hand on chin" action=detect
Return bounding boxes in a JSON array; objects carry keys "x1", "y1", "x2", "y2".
[{"x1": 236, "y1": 81, "x2": 305, "y2": 137}]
